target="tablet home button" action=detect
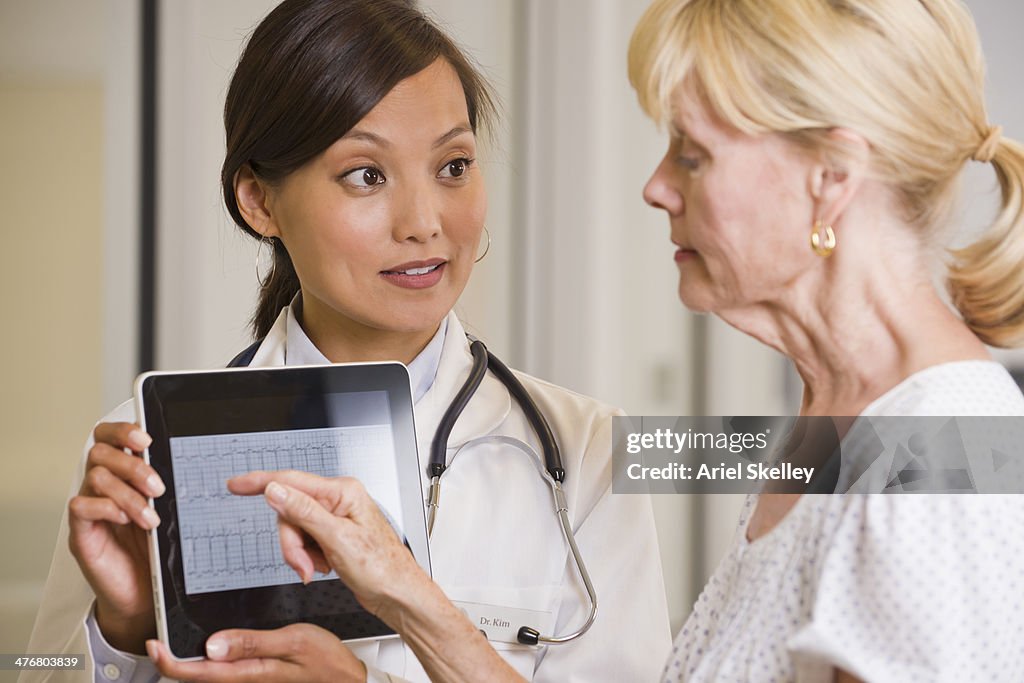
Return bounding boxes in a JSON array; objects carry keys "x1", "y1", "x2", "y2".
[{"x1": 102, "y1": 663, "x2": 121, "y2": 680}]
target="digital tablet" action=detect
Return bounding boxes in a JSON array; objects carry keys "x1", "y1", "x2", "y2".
[{"x1": 134, "y1": 362, "x2": 430, "y2": 660}]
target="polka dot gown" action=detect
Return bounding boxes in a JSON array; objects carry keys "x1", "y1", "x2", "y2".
[{"x1": 663, "y1": 361, "x2": 1024, "y2": 682}]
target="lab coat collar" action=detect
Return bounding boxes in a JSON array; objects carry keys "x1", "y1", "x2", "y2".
[
  {"x1": 248, "y1": 311, "x2": 287, "y2": 367},
  {"x1": 245, "y1": 308, "x2": 511, "y2": 449},
  {"x1": 416, "y1": 312, "x2": 512, "y2": 450}
]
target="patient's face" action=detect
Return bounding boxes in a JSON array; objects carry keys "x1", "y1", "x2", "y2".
[
  {"x1": 264, "y1": 58, "x2": 487, "y2": 344},
  {"x1": 641, "y1": 82, "x2": 819, "y2": 317}
]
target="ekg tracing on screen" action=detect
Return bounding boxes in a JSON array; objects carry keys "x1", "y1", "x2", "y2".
[{"x1": 169, "y1": 425, "x2": 400, "y2": 595}]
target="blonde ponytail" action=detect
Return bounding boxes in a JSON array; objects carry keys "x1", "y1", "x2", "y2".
[{"x1": 948, "y1": 134, "x2": 1024, "y2": 347}]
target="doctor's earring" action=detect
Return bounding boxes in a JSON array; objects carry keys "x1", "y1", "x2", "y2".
[
  {"x1": 810, "y1": 219, "x2": 836, "y2": 258},
  {"x1": 474, "y1": 226, "x2": 491, "y2": 263},
  {"x1": 255, "y1": 236, "x2": 277, "y2": 285}
]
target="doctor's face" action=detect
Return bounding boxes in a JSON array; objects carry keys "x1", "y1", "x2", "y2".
[
  {"x1": 641, "y1": 84, "x2": 818, "y2": 315},
  {"x1": 261, "y1": 59, "x2": 486, "y2": 339}
]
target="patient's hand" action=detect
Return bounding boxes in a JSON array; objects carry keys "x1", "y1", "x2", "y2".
[
  {"x1": 226, "y1": 470, "x2": 527, "y2": 683},
  {"x1": 227, "y1": 470, "x2": 429, "y2": 620}
]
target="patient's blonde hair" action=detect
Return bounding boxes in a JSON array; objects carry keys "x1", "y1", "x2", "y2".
[{"x1": 629, "y1": 0, "x2": 1024, "y2": 347}]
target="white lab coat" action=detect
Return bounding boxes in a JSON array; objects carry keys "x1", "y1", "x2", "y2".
[{"x1": 24, "y1": 310, "x2": 671, "y2": 682}]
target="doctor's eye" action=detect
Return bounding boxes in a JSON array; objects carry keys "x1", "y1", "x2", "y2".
[
  {"x1": 438, "y1": 157, "x2": 475, "y2": 179},
  {"x1": 340, "y1": 166, "x2": 386, "y2": 188}
]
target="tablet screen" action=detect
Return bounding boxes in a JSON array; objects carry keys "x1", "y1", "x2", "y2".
[{"x1": 136, "y1": 363, "x2": 428, "y2": 659}]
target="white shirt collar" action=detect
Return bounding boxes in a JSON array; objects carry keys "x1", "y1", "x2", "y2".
[{"x1": 282, "y1": 296, "x2": 447, "y2": 404}]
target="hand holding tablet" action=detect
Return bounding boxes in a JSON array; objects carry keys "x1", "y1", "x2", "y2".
[
  {"x1": 145, "y1": 621, "x2": 368, "y2": 682},
  {"x1": 67, "y1": 421, "x2": 164, "y2": 654},
  {"x1": 135, "y1": 362, "x2": 431, "y2": 660}
]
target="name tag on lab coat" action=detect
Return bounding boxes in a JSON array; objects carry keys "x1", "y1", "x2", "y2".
[{"x1": 452, "y1": 600, "x2": 553, "y2": 645}]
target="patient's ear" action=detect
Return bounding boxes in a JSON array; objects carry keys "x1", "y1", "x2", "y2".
[
  {"x1": 235, "y1": 164, "x2": 281, "y2": 238},
  {"x1": 807, "y1": 128, "x2": 869, "y2": 228}
]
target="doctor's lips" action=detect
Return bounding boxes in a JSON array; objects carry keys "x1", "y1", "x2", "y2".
[{"x1": 380, "y1": 257, "x2": 447, "y2": 289}]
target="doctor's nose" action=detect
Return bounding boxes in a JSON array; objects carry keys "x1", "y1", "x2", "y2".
[
  {"x1": 642, "y1": 159, "x2": 685, "y2": 217},
  {"x1": 394, "y1": 183, "x2": 442, "y2": 243}
]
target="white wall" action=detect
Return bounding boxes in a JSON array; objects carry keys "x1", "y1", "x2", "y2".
[
  {"x1": 0, "y1": 0, "x2": 108, "y2": 654},
  {"x1": 155, "y1": 0, "x2": 281, "y2": 372}
]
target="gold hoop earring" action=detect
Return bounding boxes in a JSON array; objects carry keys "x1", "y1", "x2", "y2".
[
  {"x1": 810, "y1": 220, "x2": 836, "y2": 258},
  {"x1": 475, "y1": 226, "x2": 491, "y2": 263},
  {"x1": 256, "y1": 236, "x2": 277, "y2": 285}
]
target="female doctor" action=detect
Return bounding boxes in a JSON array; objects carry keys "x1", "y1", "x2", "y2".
[{"x1": 24, "y1": 1, "x2": 671, "y2": 681}]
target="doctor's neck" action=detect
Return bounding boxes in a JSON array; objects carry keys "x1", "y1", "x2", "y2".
[{"x1": 296, "y1": 295, "x2": 440, "y2": 366}]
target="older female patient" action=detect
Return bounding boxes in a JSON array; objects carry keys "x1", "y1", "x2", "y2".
[{"x1": 630, "y1": 0, "x2": 1024, "y2": 679}]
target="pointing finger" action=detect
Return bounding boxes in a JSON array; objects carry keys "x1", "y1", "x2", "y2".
[{"x1": 264, "y1": 482, "x2": 350, "y2": 554}]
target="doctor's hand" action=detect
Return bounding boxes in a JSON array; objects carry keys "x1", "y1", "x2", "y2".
[
  {"x1": 145, "y1": 623, "x2": 367, "y2": 683},
  {"x1": 227, "y1": 471, "x2": 425, "y2": 618},
  {"x1": 68, "y1": 421, "x2": 164, "y2": 654}
]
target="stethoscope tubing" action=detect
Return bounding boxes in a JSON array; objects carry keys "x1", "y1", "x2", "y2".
[
  {"x1": 426, "y1": 444, "x2": 599, "y2": 645},
  {"x1": 546, "y1": 488, "x2": 599, "y2": 643}
]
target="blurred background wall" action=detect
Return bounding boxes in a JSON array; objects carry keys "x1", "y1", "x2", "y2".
[
  {"x1": 1, "y1": 0, "x2": 1022, "y2": 665},
  {"x1": 0, "y1": 0, "x2": 109, "y2": 660}
]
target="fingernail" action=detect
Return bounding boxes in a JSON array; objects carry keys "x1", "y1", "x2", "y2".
[
  {"x1": 266, "y1": 481, "x2": 287, "y2": 504},
  {"x1": 145, "y1": 639, "x2": 159, "y2": 662},
  {"x1": 128, "y1": 429, "x2": 152, "y2": 451},
  {"x1": 147, "y1": 474, "x2": 165, "y2": 497},
  {"x1": 206, "y1": 637, "x2": 227, "y2": 660},
  {"x1": 142, "y1": 506, "x2": 160, "y2": 528}
]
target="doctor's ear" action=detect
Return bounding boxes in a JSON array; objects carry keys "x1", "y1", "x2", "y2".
[
  {"x1": 807, "y1": 128, "x2": 869, "y2": 228},
  {"x1": 235, "y1": 164, "x2": 281, "y2": 239}
]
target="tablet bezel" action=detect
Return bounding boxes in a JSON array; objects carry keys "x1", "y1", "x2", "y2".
[{"x1": 134, "y1": 362, "x2": 430, "y2": 661}]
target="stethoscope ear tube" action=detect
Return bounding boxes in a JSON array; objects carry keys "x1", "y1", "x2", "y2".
[
  {"x1": 483, "y1": 348, "x2": 565, "y2": 482},
  {"x1": 429, "y1": 340, "x2": 488, "y2": 478}
]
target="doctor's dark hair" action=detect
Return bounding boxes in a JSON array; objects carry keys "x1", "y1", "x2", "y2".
[{"x1": 221, "y1": 0, "x2": 496, "y2": 339}]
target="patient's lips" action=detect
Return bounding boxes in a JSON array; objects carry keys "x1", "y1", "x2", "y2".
[{"x1": 672, "y1": 241, "x2": 697, "y2": 264}]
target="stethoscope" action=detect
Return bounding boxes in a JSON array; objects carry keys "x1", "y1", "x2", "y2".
[
  {"x1": 426, "y1": 336, "x2": 598, "y2": 646},
  {"x1": 228, "y1": 334, "x2": 598, "y2": 646}
]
